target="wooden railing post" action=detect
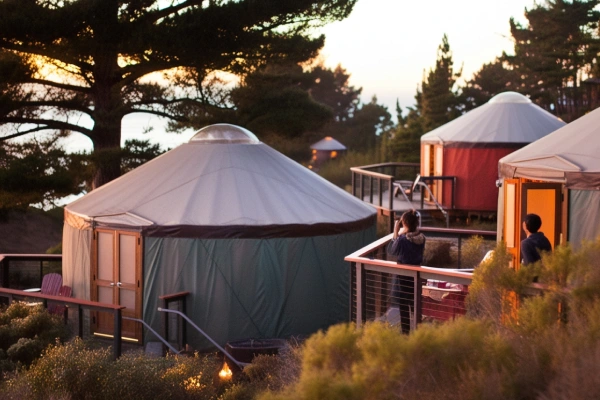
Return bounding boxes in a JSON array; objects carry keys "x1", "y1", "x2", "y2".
[{"x1": 113, "y1": 308, "x2": 122, "y2": 360}]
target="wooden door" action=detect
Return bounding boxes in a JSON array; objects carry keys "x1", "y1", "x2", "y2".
[
  {"x1": 92, "y1": 229, "x2": 143, "y2": 342},
  {"x1": 521, "y1": 182, "x2": 563, "y2": 249}
]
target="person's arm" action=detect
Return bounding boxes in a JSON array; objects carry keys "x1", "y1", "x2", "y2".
[
  {"x1": 393, "y1": 219, "x2": 407, "y2": 240},
  {"x1": 521, "y1": 239, "x2": 535, "y2": 265}
]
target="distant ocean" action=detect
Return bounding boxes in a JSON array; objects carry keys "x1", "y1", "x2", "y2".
[{"x1": 61, "y1": 113, "x2": 196, "y2": 153}]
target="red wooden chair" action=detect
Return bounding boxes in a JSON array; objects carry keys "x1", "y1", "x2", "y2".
[
  {"x1": 49, "y1": 285, "x2": 72, "y2": 315},
  {"x1": 24, "y1": 272, "x2": 63, "y2": 295}
]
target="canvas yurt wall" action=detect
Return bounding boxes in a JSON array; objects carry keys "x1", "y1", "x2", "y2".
[
  {"x1": 62, "y1": 124, "x2": 377, "y2": 348},
  {"x1": 498, "y1": 106, "x2": 600, "y2": 266},
  {"x1": 420, "y1": 92, "x2": 565, "y2": 212}
]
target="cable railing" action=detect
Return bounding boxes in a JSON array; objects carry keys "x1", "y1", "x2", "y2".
[{"x1": 345, "y1": 233, "x2": 473, "y2": 331}]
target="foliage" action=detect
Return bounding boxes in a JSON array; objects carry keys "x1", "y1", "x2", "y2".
[
  {"x1": 1, "y1": 338, "x2": 224, "y2": 400},
  {"x1": 316, "y1": 148, "x2": 383, "y2": 189},
  {"x1": 460, "y1": 235, "x2": 497, "y2": 270},
  {"x1": 0, "y1": 302, "x2": 69, "y2": 377},
  {"x1": 387, "y1": 35, "x2": 461, "y2": 163},
  {"x1": 457, "y1": 59, "x2": 520, "y2": 112},
  {"x1": 228, "y1": 62, "x2": 334, "y2": 139},
  {"x1": 505, "y1": 0, "x2": 600, "y2": 121},
  {"x1": 0, "y1": 0, "x2": 357, "y2": 188},
  {"x1": 0, "y1": 134, "x2": 83, "y2": 213},
  {"x1": 221, "y1": 344, "x2": 302, "y2": 400},
  {"x1": 423, "y1": 240, "x2": 453, "y2": 268},
  {"x1": 260, "y1": 237, "x2": 600, "y2": 400}
]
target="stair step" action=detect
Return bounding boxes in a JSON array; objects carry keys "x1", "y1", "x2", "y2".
[{"x1": 144, "y1": 341, "x2": 164, "y2": 357}]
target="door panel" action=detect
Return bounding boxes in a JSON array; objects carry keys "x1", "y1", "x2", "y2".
[
  {"x1": 521, "y1": 183, "x2": 562, "y2": 248},
  {"x1": 92, "y1": 229, "x2": 143, "y2": 342}
]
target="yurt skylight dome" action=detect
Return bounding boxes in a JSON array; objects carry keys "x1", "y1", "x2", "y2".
[
  {"x1": 190, "y1": 123, "x2": 260, "y2": 144},
  {"x1": 488, "y1": 91, "x2": 532, "y2": 104}
]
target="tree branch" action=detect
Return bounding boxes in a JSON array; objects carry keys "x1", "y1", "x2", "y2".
[{"x1": 1, "y1": 118, "x2": 93, "y2": 140}]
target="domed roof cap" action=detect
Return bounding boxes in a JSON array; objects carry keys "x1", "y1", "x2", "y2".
[
  {"x1": 489, "y1": 91, "x2": 532, "y2": 104},
  {"x1": 190, "y1": 123, "x2": 259, "y2": 144}
]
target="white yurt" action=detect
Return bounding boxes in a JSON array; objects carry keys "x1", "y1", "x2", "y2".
[
  {"x1": 498, "y1": 106, "x2": 600, "y2": 265},
  {"x1": 62, "y1": 124, "x2": 376, "y2": 347},
  {"x1": 420, "y1": 92, "x2": 565, "y2": 212}
]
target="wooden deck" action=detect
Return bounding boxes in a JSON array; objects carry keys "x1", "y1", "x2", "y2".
[{"x1": 360, "y1": 187, "x2": 440, "y2": 214}]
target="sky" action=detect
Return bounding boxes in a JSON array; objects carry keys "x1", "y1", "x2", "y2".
[{"x1": 63, "y1": 0, "x2": 536, "y2": 152}]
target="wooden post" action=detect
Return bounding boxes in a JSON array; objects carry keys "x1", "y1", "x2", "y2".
[
  {"x1": 113, "y1": 309, "x2": 122, "y2": 360},
  {"x1": 78, "y1": 306, "x2": 84, "y2": 338},
  {"x1": 414, "y1": 272, "x2": 422, "y2": 330}
]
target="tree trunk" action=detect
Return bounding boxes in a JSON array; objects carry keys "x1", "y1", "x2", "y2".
[{"x1": 91, "y1": 121, "x2": 122, "y2": 190}]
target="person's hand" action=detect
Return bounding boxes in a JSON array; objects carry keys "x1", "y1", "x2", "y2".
[{"x1": 393, "y1": 219, "x2": 401, "y2": 239}]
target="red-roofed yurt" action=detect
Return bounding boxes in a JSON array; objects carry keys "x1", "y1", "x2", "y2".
[{"x1": 420, "y1": 92, "x2": 565, "y2": 213}]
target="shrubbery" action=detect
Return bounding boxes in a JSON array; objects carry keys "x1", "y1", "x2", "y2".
[
  {"x1": 1, "y1": 338, "x2": 224, "y2": 400},
  {"x1": 0, "y1": 302, "x2": 69, "y2": 377},
  {"x1": 259, "y1": 238, "x2": 600, "y2": 399}
]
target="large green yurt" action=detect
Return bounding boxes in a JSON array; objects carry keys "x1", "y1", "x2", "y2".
[{"x1": 62, "y1": 124, "x2": 376, "y2": 348}]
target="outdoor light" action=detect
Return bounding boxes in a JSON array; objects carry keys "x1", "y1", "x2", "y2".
[
  {"x1": 218, "y1": 362, "x2": 233, "y2": 380},
  {"x1": 331, "y1": 151, "x2": 338, "y2": 158}
]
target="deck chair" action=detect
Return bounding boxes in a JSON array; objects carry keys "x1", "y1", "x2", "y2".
[
  {"x1": 23, "y1": 272, "x2": 63, "y2": 295},
  {"x1": 49, "y1": 285, "x2": 72, "y2": 315}
]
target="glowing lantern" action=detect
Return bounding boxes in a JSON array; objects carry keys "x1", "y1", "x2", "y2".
[
  {"x1": 330, "y1": 151, "x2": 338, "y2": 159},
  {"x1": 218, "y1": 362, "x2": 233, "y2": 380}
]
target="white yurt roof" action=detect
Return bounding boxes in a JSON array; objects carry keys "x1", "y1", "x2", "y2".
[
  {"x1": 65, "y1": 124, "x2": 376, "y2": 237},
  {"x1": 310, "y1": 136, "x2": 347, "y2": 151},
  {"x1": 421, "y1": 92, "x2": 565, "y2": 146},
  {"x1": 499, "y1": 107, "x2": 600, "y2": 190}
]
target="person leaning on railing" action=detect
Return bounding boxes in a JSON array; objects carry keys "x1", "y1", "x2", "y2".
[{"x1": 387, "y1": 209, "x2": 426, "y2": 333}]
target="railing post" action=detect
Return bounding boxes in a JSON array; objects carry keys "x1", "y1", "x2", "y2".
[
  {"x1": 0, "y1": 259, "x2": 8, "y2": 288},
  {"x1": 78, "y1": 306, "x2": 84, "y2": 338},
  {"x1": 113, "y1": 309, "x2": 122, "y2": 360},
  {"x1": 414, "y1": 272, "x2": 422, "y2": 331},
  {"x1": 355, "y1": 263, "x2": 363, "y2": 328}
]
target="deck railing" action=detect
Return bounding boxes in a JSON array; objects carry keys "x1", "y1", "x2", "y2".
[
  {"x1": 0, "y1": 254, "x2": 62, "y2": 289},
  {"x1": 345, "y1": 234, "x2": 474, "y2": 331},
  {"x1": 0, "y1": 288, "x2": 125, "y2": 360}
]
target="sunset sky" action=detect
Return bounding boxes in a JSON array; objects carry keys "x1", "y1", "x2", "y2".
[{"x1": 65, "y1": 0, "x2": 536, "y2": 151}]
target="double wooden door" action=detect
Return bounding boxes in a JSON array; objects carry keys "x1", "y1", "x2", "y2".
[{"x1": 92, "y1": 229, "x2": 143, "y2": 342}]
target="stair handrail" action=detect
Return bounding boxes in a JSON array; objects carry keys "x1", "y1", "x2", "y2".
[
  {"x1": 123, "y1": 316, "x2": 181, "y2": 355},
  {"x1": 416, "y1": 182, "x2": 449, "y2": 228},
  {"x1": 157, "y1": 307, "x2": 249, "y2": 369}
]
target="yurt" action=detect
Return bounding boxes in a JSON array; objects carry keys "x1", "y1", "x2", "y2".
[
  {"x1": 420, "y1": 92, "x2": 565, "y2": 213},
  {"x1": 62, "y1": 124, "x2": 376, "y2": 348},
  {"x1": 310, "y1": 136, "x2": 347, "y2": 169},
  {"x1": 498, "y1": 106, "x2": 600, "y2": 266}
]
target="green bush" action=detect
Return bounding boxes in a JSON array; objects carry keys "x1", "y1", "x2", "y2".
[
  {"x1": 1, "y1": 338, "x2": 225, "y2": 400},
  {"x1": 0, "y1": 302, "x2": 69, "y2": 376},
  {"x1": 317, "y1": 149, "x2": 383, "y2": 189}
]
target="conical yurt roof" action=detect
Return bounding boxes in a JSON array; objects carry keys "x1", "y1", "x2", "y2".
[
  {"x1": 310, "y1": 136, "x2": 347, "y2": 151},
  {"x1": 420, "y1": 92, "x2": 565, "y2": 146},
  {"x1": 499, "y1": 107, "x2": 600, "y2": 190},
  {"x1": 65, "y1": 124, "x2": 376, "y2": 237}
]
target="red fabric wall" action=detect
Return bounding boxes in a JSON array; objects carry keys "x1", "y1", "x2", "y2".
[{"x1": 442, "y1": 147, "x2": 516, "y2": 211}]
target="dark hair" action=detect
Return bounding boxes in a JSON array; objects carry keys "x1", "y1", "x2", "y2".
[
  {"x1": 401, "y1": 209, "x2": 419, "y2": 232},
  {"x1": 524, "y1": 213, "x2": 542, "y2": 233}
]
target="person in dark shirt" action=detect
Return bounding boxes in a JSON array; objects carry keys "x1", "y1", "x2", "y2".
[
  {"x1": 521, "y1": 213, "x2": 552, "y2": 266},
  {"x1": 387, "y1": 209, "x2": 426, "y2": 333}
]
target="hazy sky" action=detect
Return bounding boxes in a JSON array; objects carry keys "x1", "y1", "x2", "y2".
[
  {"x1": 318, "y1": 0, "x2": 534, "y2": 114},
  {"x1": 64, "y1": 0, "x2": 536, "y2": 151}
]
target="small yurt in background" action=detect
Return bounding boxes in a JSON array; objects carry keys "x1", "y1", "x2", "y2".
[
  {"x1": 498, "y1": 107, "x2": 600, "y2": 267},
  {"x1": 420, "y1": 92, "x2": 565, "y2": 214},
  {"x1": 309, "y1": 136, "x2": 347, "y2": 169},
  {"x1": 62, "y1": 124, "x2": 376, "y2": 348}
]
